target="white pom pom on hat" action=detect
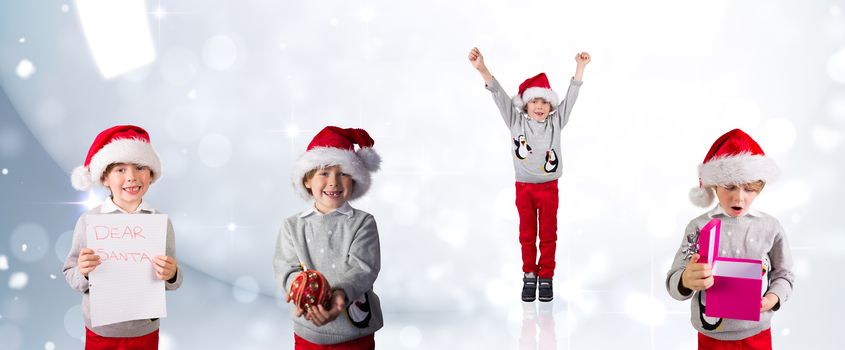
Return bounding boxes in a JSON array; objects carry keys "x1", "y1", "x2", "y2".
[{"x1": 71, "y1": 165, "x2": 95, "y2": 191}]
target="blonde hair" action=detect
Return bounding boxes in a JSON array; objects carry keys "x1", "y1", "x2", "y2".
[
  {"x1": 716, "y1": 180, "x2": 765, "y2": 193},
  {"x1": 745, "y1": 180, "x2": 766, "y2": 193},
  {"x1": 301, "y1": 168, "x2": 320, "y2": 189}
]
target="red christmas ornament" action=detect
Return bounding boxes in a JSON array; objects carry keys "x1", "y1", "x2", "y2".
[{"x1": 289, "y1": 269, "x2": 331, "y2": 310}]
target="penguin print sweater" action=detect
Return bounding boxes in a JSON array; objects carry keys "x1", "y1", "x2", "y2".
[{"x1": 485, "y1": 76, "x2": 582, "y2": 183}]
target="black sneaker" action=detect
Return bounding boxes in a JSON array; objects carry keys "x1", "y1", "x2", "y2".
[
  {"x1": 538, "y1": 278, "x2": 553, "y2": 302},
  {"x1": 522, "y1": 276, "x2": 537, "y2": 302}
]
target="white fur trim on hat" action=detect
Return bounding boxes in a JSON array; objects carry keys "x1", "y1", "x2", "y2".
[
  {"x1": 698, "y1": 153, "x2": 779, "y2": 187},
  {"x1": 80, "y1": 138, "x2": 162, "y2": 191},
  {"x1": 291, "y1": 147, "x2": 378, "y2": 201},
  {"x1": 512, "y1": 87, "x2": 559, "y2": 111}
]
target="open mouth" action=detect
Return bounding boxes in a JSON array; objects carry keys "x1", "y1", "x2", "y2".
[
  {"x1": 323, "y1": 190, "x2": 343, "y2": 199},
  {"x1": 123, "y1": 186, "x2": 142, "y2": 195},
  {"x1": 731, "y1": 206, "x2": 743, "y2": 212}
]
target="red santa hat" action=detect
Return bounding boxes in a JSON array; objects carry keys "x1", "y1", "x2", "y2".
[
  {"x1": 689, "y1": 128, "x2": 779, "y2": 207},
  {"x1": 291, "y1": 126, "x2": 381, "y2": 200},
  {"x1": 71, "y1": 125, "x2": 162, "y2": 191},
  {"x1": 512, "y1": 73, "x2": 559, "y2": 111}
]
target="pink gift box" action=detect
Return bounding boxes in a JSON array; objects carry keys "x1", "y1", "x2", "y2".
[
  {"x1": 698, "y1": 218, "x2": 763, "y2": 321},
  {"x1": 698, "y1": 218, "x2": 720, "y2": 266}
]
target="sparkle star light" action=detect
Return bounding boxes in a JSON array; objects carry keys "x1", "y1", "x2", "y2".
[
  {"x1": 45, "y1": 190, "x2": 105, "y2": 210},
  {"x1": 146, "y1": 0, "x2": 188, "y2": 52},
  {"x1": 81, "y1": 190, "x2": 103, "y2": 209},
  {"x1": 268, "y1": 125, "x2": 307, "y2": 157},
  {"x1": 152, "y1": 5, "x2": 167, "y2": 20}
]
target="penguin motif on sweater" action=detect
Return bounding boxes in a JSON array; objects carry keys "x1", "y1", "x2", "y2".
[
  {"x1": 543, "y1": 149, "x2": 559, "y2": 173},
  {"x1": 513, "y1": 135, "x2": 532, "y2": 160}
]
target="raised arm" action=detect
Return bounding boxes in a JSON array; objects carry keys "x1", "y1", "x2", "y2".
[
  {"x1": 468, "y1": 47, "x2": 493, "y2": 85},
  {"x1": 573, "y1": 52, "x2": 591, "y2": 81},
  {"x1": 471, "y1": 47, "x2": 521, "y2": 126},
  {"x1": 555, "y1": 52, "x2": 591, "y2": 128}
]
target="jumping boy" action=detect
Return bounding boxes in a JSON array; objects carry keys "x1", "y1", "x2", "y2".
[{"x1": 469, "y1": 47, "x2": 591, "y2": 302}]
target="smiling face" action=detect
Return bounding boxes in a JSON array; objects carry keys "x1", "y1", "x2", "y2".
[
  {"x1": 101, "y1": 163, "x2": 152, "y2": 212},
  {"x1": 714, "y1": 181, "x2": 764, "y2": 217},
  {"x1": 525, "y1": 98, "x2": 551, "y2": 122},
  {"x1": 304, "y1": 165, "x2": 355, "y2": 214}
]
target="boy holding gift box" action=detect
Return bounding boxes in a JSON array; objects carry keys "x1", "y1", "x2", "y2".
[
  {"x1": 666, "y1": 129, "x2": 795, "y2": 349},
  {"x1": 274, "y1": 126, "x2": 383, "y2": 349}
]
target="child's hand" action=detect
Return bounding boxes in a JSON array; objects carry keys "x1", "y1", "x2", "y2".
[
  {"x1": 468, "y1": 47, "x2": 486, "y2": 71},
  {"x1": 153, "y1": 256, "x2": 178, "y2": 281},
  {"x1": 760, "y1": 293, "x2": 779, "y2": 312},
  {"x1": 681, "y1": 253, "x2": 714, "y2": 291},
  {"x1": 284, "y1": 293, "x2": 306, "y2": 318},
  {"x1": 469, "y1": 47, "x2": 494, "y2": 83},
  {"x1": 77, "y1": 248, "x2": 100, "y2": 276},
  {"x1": 575, "y1": 52, "x2": 591, "y2": 66},
  {"x1": 305, "y1": 289, "x2": 346, "y2": 327}
]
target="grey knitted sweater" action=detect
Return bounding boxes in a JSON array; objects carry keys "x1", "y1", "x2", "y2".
[
  {"x1": 485, "y1": 76, "x2": 582, "y2": 183},
  {"x1": 666, "y1": 206, "x2": 794, "y2": 340},
  {"x1": 274, "y1": 203, "x2": 383, "y2": 344}
]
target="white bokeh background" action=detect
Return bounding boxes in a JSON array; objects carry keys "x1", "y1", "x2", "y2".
[{"x1": 0, "y1": 0, "x2": 843, "y2": 349}]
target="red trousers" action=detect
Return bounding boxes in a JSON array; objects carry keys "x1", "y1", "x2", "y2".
[
  {"x1": 85, "y1": 328, "x2": 158, "y2": 350},
  {"x1": 294, "y1": 333, "x2": 375, "y2": 350},
  {"x1": 515, "y1": 180, "x2": 559, "y2": 278},
  {"x1": 698, "y1": 329, "x2": 772, "y2": 350}
]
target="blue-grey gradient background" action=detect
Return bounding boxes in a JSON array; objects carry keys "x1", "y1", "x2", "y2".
[{"x1": 1, "y1": 0, "x2": 843, "y2": 349}]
